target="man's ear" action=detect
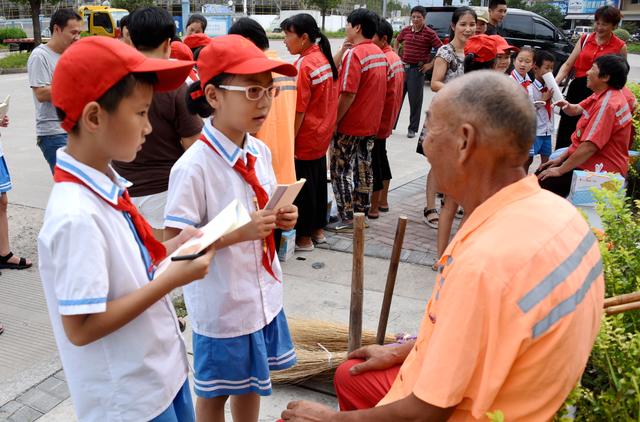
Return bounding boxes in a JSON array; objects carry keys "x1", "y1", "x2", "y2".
[
  {"x1": 205, "y1": 84, "x2": 221, "y2": 110},
  {"x1": 457, "y1": 123, "x2": 477, "y2": 165},
  {"x1": 601, "y1": 74, "x2": 611, "y2": 84},
  {"x1": 354, "y1": 24, "x2": 362, "y2": 34},
  {"x1": 79, "y1": 102, "x2": 102, "y2": 133},
  {"x1": 162, "y1": 38, "x2": 172, "y2": 59}
]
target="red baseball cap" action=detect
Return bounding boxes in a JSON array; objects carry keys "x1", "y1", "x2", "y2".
[
  {"x1": 490, "y1": 35, "x2": 520, "y2": 54},
  {"x1": 171, "y1": 40, "x2": 194, "y2": 61},
  {"x1": 52, "y1": 36, "x2": 194, "y2": 132},
  {"x1": 464, "y1": 34, "x2": 498, "y2": 63},
  {"x1": 197, "y1": 34, "x2": 297, "y2": 86},
  {"x1": 183, "y1": 33, "x2": 211, "y2": 50}
]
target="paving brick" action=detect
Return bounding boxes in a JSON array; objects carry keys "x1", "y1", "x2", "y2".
[
  {"x1": 37, "y1": 376, "x2": 70, "y2": 401},
  {"x1": 16, "y1": 383, "x2": 63, "y2": 414},
  {"x1": 53, "y1": 370, "x2": 66, "y2": 382},
  {"x1": 0, "y1": 401, "x2": 23, "y2": 419},
  {"x1": 7, "y1": 405, "x2": 42, "y2": 422}
]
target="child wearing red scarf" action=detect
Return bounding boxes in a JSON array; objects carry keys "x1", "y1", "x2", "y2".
[{"x1": 38, "y1": 37, "x2": 214, "y2": 421}]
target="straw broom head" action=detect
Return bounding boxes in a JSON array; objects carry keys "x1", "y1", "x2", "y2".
[
  {"x1": 271, "y1": 345, "x2": 348, "y2": 384},
  {"x1": 288, "y1": 318, "x2": 396, "y2": 351}
]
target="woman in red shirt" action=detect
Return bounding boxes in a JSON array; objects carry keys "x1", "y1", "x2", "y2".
[
  {"x1": 282, "y1": 14, "x2": 339, "y2": 251},
  {"x1": 554, "y1": 6, "x2": 626, "y2": 149}
]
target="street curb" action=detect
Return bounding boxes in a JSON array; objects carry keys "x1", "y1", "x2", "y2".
[
  {"x1": 0, "y1": 68, "x2": 26, "y2": 74},
  {"x1": 0, "y1": 353, "x2": 61, "y2": 407}
]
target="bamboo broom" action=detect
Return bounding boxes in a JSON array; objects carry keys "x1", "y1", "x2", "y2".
[
  {"x1": 288, "y1": 318, "x2": 396, "y2": 351},
  {"x1": 271, "y1": 346, "x2": 348, "y2": 384}
]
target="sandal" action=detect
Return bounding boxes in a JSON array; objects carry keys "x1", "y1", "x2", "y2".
[
  {"x1": 422, "y1": 208, "x2": 439, "y2": 229},
  {"x1": 368, "y1": 212, "x2": 380, "y2": 220},
  {"x1": 378, "y1": 206, "x2": 390, "y2": 213},
  {"x1": 0, "y1": 323, "x2": 4, "y2": 335},
  {"x1": 0, "y1": 252, "x2": 32, "y2": 270}
]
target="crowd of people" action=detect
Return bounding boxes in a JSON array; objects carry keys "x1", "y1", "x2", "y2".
[{"x1": 0, "y1": 0, "x2": 631, "y2": 419}]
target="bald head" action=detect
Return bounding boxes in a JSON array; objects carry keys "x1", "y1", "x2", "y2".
[{"x1": 437, "y1": 71, "x2": 536, "y2": 155}]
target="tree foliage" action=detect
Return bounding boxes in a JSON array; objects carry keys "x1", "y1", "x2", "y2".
[
  {"x1": 306, "y1": 0, "x2": 341, "y2": 31},
  {"x1": 528, "y1": 3, "x2": 565, "y2": 28},
  {"x1": 111, "y1": 0, "x2": 155, "y2": 12}
]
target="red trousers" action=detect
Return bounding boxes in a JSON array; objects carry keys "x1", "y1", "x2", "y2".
[{"x1": 333, "y1": 359, "x2": 401, "y2": 411}]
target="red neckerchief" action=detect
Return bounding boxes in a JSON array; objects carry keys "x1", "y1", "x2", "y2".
[
  {"x1": 521, "y1": 80, "x2": 532, "y2": 91},
  {"x1": 541, "y1": 87, "x2": 552, "y2": 118},
  {"x1": 53, "y1": 166, "x2": 167, "y2": 271},
  {"x1": 199, "y1": 135, "x2": 280, "y2": 282}
]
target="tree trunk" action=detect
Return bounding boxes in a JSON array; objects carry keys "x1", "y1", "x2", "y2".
[
  {"x1": 321, "y1": 7, "x2": 326, "y2": 31},
  {"x1": 30, "y1": 0, "x2": 42, "y2": 46}
]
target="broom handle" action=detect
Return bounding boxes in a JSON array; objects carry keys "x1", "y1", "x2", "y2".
[
  {"x1": 604, "y1": 291, "x2": 640, "y2": 308},
  {"x1": 605, "y1": 300, "x2": 640, "y2": 315},
  {"x1": 349, "y1": 213, "x2": 365, "y2": 353},
  {"x1": 376, "y1": 216, "x2": 407, "y2": 345}
]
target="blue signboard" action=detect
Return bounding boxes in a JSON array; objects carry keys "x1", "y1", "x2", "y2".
[
  {"x1": 548, "y1": 0, "x2": 568, "y2": 15},
  {"x1": 568, "y1": 0, "x2": 619, "y2": 15}
]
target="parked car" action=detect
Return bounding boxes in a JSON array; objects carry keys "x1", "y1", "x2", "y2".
[
  {"x1": 572, "y1": 25, "x2": 593, "y2": 41},
  {"x1": 424, "y1": 6, "x2": 574, "y2": 73}
]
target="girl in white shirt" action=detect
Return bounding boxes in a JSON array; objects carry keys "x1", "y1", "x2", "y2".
[{"x1": 164, "y1": 35, "x2": 299, "y2": 422}]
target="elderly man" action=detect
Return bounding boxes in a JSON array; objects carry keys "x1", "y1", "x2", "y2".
[{"x1": 281, "y1": 72, "x2": 604, "y2": 421}]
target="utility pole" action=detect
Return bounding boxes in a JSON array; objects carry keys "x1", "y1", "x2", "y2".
[{"x1": 382, "y1": 0, "x2": 387, "y2": 18}]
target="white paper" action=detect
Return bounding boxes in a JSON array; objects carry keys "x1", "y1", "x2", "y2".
[
  {"x1": 0, "y1": 95, "x2": 10, "y2": 122},
  {"x1": 542, "y1": 72, "x2": 564, "y2": 104},
  {"x1": 264, "y1": 179, "x2": 306, "y2": 210},
  {"x1": 154, "y1": 199, "x2": 251, "y2": 277}
]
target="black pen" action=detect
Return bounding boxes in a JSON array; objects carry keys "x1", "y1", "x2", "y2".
[{"x1": 170, "y1": 250, "x2": 206, "y2": 261}]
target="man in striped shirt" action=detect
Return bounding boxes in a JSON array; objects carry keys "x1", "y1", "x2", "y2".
[
  {"x1": 327, "y1": 9, "x2": 387, "y2": 232},
  {"x1": 394, "y1": 6, "x2": 442, "y2": 138}
]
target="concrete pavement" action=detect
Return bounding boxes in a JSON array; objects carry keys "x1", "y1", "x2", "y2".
[{"x1": 0, "y1": 40, "x2": 437, "y2": 421}]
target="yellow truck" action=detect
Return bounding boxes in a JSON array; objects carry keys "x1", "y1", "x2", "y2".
[{"x1": 78, "y1": 5, "x2": 129, "y2": 38}]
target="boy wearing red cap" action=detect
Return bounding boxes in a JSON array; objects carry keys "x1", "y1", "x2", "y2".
[
  {"x1": 38, "y1": 36, "x2": 215, "y2": 421},
  {"x1": 164, "y1": 35, "x2": 299, "y2": 421},
  {"x1": 328, "y1": 9, "x2": 387, "y2": 232}
]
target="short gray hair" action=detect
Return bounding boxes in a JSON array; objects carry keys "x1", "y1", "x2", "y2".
[{"x1": 447, "y1": 71, "x2": 536, "y2": 154}]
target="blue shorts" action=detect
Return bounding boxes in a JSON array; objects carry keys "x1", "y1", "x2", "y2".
[
  {"x1": 192, "y1": 309, "x2": 296, "y2": 398},
  {"x1": 151, "y1": 379, "x2": 195, "y2": 422},
  {"x1": 530, "y1": 135, "x2": 552, "y2": 158},
  {"x1": 0, "y1": 156, "x2": 11, "y2": 193}
]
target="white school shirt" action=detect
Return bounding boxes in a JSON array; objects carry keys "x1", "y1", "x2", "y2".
[
  {"x1": 532, "y1": 78, "x2": 554, "y2": 136},
  {"x1": 510, "y1": 69, "x2": 535, "y2": 102},
  {"x1": 164, "y1": 120, "x2": 283, "y2": 339},
  {"x1": 38, "y1": 149, "x2": 189, "y2": 422}
]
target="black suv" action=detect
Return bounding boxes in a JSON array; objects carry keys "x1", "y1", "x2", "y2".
[{"x1": 424, "y1": 6, "x2": 574, "y2": 72}]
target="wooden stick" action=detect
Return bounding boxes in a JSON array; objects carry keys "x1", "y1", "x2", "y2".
[
  {"x1": 604, "y1": 291, "x2": 640, "y2": 308},
  {"x1": 376, "y1": 216, "x2": 407, "y2": 345},
  {"x1": 348, "y1": 213, "x2": 365, "y2": 353},
  {"x1": 605, "y1": 301, "x2": 640, "y2": 315}
]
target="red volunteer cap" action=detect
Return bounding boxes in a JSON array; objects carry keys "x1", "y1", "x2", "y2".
[
  {"x1": 52, "y1": 36, "x2": 194, "y2": 132},
  {"x1": 197, "y1": 34, "x2": 297, "y2": 87},
  {"x1": 183, "y1": 33, "x2": 211, "y2": 50},
  {"x1": 490, "y1": 35, "x2": 520, "y2": 54},
  {"x1": 464, "y1": 34, "x2": 498, "y2": 63},
  {"x1": 170, "y1": 40, "x2": 194, "y2": 61}
]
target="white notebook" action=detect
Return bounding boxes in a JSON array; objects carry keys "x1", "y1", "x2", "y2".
[{"x1": 154, "y1": 199, "x2": 251, "y2": 277}]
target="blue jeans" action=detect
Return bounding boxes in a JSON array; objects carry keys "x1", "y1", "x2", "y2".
[{"x1": 37, "y1": 133, "x2": 67, "y2": 174}]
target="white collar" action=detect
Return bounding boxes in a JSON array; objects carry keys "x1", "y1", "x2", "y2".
[
  {"x1": 56, "y1": 148, "x2": 131, "y2": 205},
  {"x1": 532, "y1": 79, "x2": 545, "y2": 91},
  {"x1": 511, "y1": 69, "x2": 531, "y2": 84},
  {"x1": 201, "y1": 119, "x2": 260, "y2": 168}
]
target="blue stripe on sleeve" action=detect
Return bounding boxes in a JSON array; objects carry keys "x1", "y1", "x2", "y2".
[
  {"x1": 59, "y1": 297, "x2": 107, "y2": 306},
  {"x1": 165, "y1": 215, "x2": 197, "y2": 226}
]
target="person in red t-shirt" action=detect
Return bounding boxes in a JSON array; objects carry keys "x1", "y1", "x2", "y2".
[
  {"x1": 539, "y1": 54, "x2": 633, "y2": 197},
  {"x1": 327, "y1": 9, "x2": 387, "y2": 232},
  {"x1": 554, "y1": 6, "x2": 626, "y2": 150},
  {"x1": 369, "y1": 19, "x2": 404, "y2": 219},
  {"x1": 281, "y1": 14, "x2": 339, "y2": 250}
]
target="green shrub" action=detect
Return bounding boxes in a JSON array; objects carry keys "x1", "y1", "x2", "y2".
[
  {"x1": 0, "y1": 27, "x2": 27, "y2": 42},
  {"x1": 0, "y1": 52, "x2": 29, "y2": 69},
  {"x1": 556, "y1": 184, "x2": 640, "y2": 420},
  {"x1": 613, "y1": 28, "x2": 631, "y2": 42}
]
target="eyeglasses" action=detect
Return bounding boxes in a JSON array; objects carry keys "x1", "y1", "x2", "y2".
[{"x1": 218, "y1": 85, "x2": 280, "y2": 101}]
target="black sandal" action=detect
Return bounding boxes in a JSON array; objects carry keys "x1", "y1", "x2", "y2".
[
  {"x1": 423, "y1": 208, "x2": 439, "y2": 228},
  {"x1": 0, "y1": 252, "x2": 32, "y2": 270}
]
